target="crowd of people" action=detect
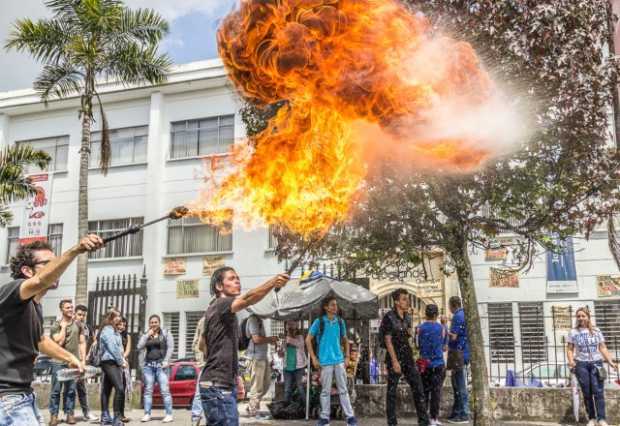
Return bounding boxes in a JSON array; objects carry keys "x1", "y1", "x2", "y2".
[{"x1": 0, "y1": 237, "x2": 618, "y2": 426}]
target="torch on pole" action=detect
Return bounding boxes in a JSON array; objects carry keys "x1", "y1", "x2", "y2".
[{"x1": 102, "y1": 206, "x2": 189, "y2": 244}]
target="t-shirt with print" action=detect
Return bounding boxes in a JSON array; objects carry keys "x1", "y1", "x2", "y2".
[
  {"x1": 200, "y1": 297, "x2": 238, "y2": 388},
  {"x1": 50, "y1": 320, "x2": 82, "y2": 360},
  {"x1": 309, "y1": 315, "x2": 346, "y2": 366},
  {"x1": 246, "y1": 315, "x2": 268, "y2": 361},
  {"x1": 568, "y1": 328, "x2": 605, "y2": 362},
  {"x1": 0, "y1": 280, "x2": 44, "y2": 394}
]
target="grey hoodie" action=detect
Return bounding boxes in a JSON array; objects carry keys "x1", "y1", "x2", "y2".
[{"x1": 137, "y1": 327, "x2": 174, "y2": 367}]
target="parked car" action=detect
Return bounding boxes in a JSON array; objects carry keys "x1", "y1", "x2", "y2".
[{"x1": 145, "y1": 359, "x2": 245, "y2": 408}]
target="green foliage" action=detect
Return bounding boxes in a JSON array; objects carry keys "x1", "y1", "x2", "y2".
[
  {"x1": 5, "y1": 0, "x2": 171, "y2": 173},
  {"x1": 0, "y1": 145, "x2": 51, "y2": 226}
]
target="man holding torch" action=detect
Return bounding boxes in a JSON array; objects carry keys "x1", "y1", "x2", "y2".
[{"x1": 0, "y1": 235, "x2": 103, "y2": 424}]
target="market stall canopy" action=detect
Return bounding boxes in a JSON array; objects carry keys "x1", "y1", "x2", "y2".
[{"x1": 248, "y1": 272, "x2": 379, "y2": 320}]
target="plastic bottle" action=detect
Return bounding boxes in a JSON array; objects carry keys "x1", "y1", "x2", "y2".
[{"x1": 56, "y1": 366, "x2": 101, "y2": 382}]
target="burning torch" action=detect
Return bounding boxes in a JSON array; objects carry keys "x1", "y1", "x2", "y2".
[{"x1": 101, "y1": 206, "x2": 189, "y2": 244}]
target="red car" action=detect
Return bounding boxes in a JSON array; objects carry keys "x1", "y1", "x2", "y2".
[
  {"x1": 146, "y1": 360, "x2": 200, "y2": 408},
  {"x1": 146, "y1": 360, "x2": 246, "y2": 408}
]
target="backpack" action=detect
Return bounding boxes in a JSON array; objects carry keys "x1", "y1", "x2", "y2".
[
  {"x1": 88, "y1": 332, "x2": 102, "y2": 367},
  {"x1": 239, "y1": 315, "x2": 261, "y2": 351}
]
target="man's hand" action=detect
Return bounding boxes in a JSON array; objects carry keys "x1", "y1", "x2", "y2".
[
  {"x1": 123, "y1": 360, "x2": 129, "y2": 369},
  {"x1": 269, "y1": 336, "x2": 279, "y2": 345},
  {"x1": 344, "y1": 357, "x2": 350, "y2": 369},
  {"x1": 68, "y1": 355, "x2": 84, "y2": 373},
  {"x1": 147, "y1": 328, "x2": 155, "y2": 337},
  {"x1": 568, "y1": 360, "x2": 576, "y2": 370},
  {"x1": 272, "y1": 274, "x2": 290, "y2": 290},
  {"x1": 392, "y1": 359, "x2": 402, "y2": 375},
  {"x1": 311, "y1": 356, "x2": 321, "y2": 370},
  {"x1": 76, "y1": 234, "x2": 104, "y2": 254},
  {"x1": 60, "y1": 319, "x2": 69, "y2": 328}
]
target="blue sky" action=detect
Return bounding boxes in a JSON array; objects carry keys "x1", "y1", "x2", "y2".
[{"x1": 0, "y1": 0, "x2": 237, "y2": 92}]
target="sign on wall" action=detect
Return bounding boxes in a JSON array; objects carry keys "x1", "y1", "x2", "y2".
[
  {"x1": 597, "y1": 275, "x2": 620, "y2": 298},
  {"x1": 203, "y1": 256, "x2": 225, "y2": 277},
  {"x1": 163, "y1": 258, "x2": 186, "y2": 275},
  {"x1": 546, "y1": 235, "x2": 578, "y2": 294},
  {"x1": 176, "y1": 279, "x2": 199, "y2": 299},
  {"x1": 551, "y1": 305, "x2": 572, "y2": 330},
  {"x1": 489, "y1": 267, "x2": 519, "y2": 288},
  {"x1": 19, "y1": 173, "x2": 53, "y2": 244},
  {"x1": 485, "y1": 247, "x2": 508, "y2": 261}
]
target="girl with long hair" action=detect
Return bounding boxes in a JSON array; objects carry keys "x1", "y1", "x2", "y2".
[
  {"x1": 567, "y1": 307, "x2": 618, "y2": 426},
  {"x1": 116, "y1": 317, "x2": 132, "y2": 423},
  {"x1": 99, "y1": 309, "x2": 126, "y2": 426}
]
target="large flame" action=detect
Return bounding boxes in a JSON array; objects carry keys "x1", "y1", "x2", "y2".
[{"x1": 190, "y1": 0, "x2": 501, "y2": 237}]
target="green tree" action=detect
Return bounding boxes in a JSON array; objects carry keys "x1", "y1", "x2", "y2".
[
  {"x1": 247, "y1": 1, "x2": 620, "y2": 425},
  {"x1": 0, "y1": 145, "x2": 51, "y2": 226},
  {"x1": 6, "y1": 0, "x2": 171, "y2": 304}
]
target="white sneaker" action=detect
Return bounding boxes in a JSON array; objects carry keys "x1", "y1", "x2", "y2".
[
  {"x1": 598, "y1": 420, "x2": 609, "y2": 426},
  {"x1": 141, "y1": 414, "x2": 151, "y2": 422},
  {"x1": 162, "y1": 415, "x2": 174, "y2": 423},
  {"x1": 587, "y1": 420, "x2": 597, "y2": 426},
  {"x1": 430, "y1": 420, "x2": 437, "y2": 426},
  {"x1": 85, "y1": 413, "x2": 99, "y2": 421},
  {"x1": 432, "y1": 419, "x2": 443, "y2": 426}
]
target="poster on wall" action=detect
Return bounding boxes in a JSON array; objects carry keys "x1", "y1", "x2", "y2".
[
  {"x1": 163, "y1": 258, "x2": 186, "y2": 275},
  {"x1": 552, "y1": 305, "x2": 572, "y2": 330},
  {"x1": 489, "y1": 267, "x2": 519, "y2": 288},
  {"x1": 19, "y1": 173, "x2": 53, "y2": 244},
  {"x1": 485, "y1": 247, "x2": 508, "y2": 261},
  {"x1": 597, "y1": 275, "x2": 620, "y2": 298},
  {"x1": 203, "y1": 256, "x2": 225, "y2": 276},
  {"x1": 546, "y1": 235, "x2": 578, "y2": 294},
  {"x1": 176, "y1": 279, "x2": 199, "y2": 299}
]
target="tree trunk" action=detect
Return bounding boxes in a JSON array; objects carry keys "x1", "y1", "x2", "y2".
[
  {"x1": 451, "y1": 243, "x2": 495, "y2": 426},
  {"x1": 74, "y1": 101, "x2": 92, "y2": 305}
]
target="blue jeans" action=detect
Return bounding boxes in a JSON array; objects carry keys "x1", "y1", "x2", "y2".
[
  {"x1": 200, "y1": 385, "x2": 238, "y2": 426},
  {"x1": 284, "y1": 368, "x2": 305, "y2": 403},
  {"x1": 450, "y1": 365, "x2": 469, "y2": 419},
  {"x1": 191, "y1": 377, "x2": 204, "y2": 421},
  {"x1": 49, "y1": 363, "x2": 76, "y2": 416},
  {"x1": 575, "y1": 361, "x2": 606, "y2": 420},
  {"x1": 0, "y1": 392, "x2": 45, "y2": 426},
  {"x1": 142, "y1": 362, "x2": 172, "y2": 415}
]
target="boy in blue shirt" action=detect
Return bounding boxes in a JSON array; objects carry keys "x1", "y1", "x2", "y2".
[
  {"x1": 306, "y1": 296, "x2": 358, "y2": 426},
  {"x1": 447, "y1": 296, "x2": 470, "y2": 424},
  {"x1": 416, "y1": 304, "x2": 447, "y2": 425}
]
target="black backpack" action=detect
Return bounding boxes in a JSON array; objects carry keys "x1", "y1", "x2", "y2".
[{"x1": 239, "y1": 315, "x2": 261, "y2": 351}]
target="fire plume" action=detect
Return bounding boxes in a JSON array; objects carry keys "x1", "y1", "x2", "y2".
[{"x1": 192, "y1": 0, "x2": 501, "y2": 237}]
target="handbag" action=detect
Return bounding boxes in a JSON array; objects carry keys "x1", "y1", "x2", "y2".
[
  {"x1": 446, "y1": 349, "x2": 464, "y2": 371},
  {"x1": 595, "y1": 364, "x2": 607, "y2": 381},
  {"x1": 416, "y1": 358, "x2": 430, "y2": 374}
]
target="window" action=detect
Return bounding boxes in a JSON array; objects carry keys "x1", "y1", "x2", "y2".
[
  {"x1": 519, "y1": 303, "x2": 547, "y2": 363},
  {"x1": 88, "y1": 218, "x2": 144, "y2": 259},
  {"x1": 90, "y1": 126, "x2": 148, "y2": 168},
  {"x1": 185, "y1": 311, "x2": 204, "y2": 359},
  {"x1": 163, "y1": 312, "x2": 179, "y2": 360},
  {"x1": 170, "y1": 115, "x2": 234, "y2": 159},
  {"x1": 175, "y1": 365, "x2": 197, "y2": 381},
  {"x1": 17, "y1": 136, "x2": 69, "y2": 173},
  {"x1": 167, "y1": 217, "x2": 232, "y2": 255},
  {"x1": 47, "y1": 224, "x2": 63, "y2": 256},
  {"x1": 5, "y1": 225, "x2": 62, "y2": 263},
  {"x1": 487, "y1": 303, "x2": 515, "y2": 363},
  {"x1": 5, "y1": 227, "x2": 20, "y2": 264},
  {"x1": 595, "y1": 300, "x2": 620, "y2": 353}
]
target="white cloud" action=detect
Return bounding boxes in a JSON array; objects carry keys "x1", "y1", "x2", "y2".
[{"x1": 124, "y1": 0, "x2": 231, "y2": 21}]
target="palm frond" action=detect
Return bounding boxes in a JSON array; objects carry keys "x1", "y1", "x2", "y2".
[
  {"x1": 5, "y1": 18, "x2": 73, "y2": 64},
  {"x1": 0, "y1": 144, "x2": 51, "y2": 170},
  {"x1": 0, "y1": 206, "x2": 14, "y2": 227},
  {"x1": 34, "y1": 62, "x2": 83, "y2": 102},
  {"x1": 0, "y1": 145, "x2": 50, "y2": 207},
  {"x1": 104, "y1": 43, "x2": 171, "y2": 86},
  {"x1": 113, "y1": 8, "x2": 169, "y2": 45}
]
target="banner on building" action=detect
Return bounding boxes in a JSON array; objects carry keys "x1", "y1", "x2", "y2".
[
  {"x1": 163, "y1": 258, "x2": 186, "y2": 275},
  {"x1": 485, "y1": 247, "x2": 508, "y2": 261},
  {"x1": 597, "y1": 275, "x2": 620, "y2": 298},
  {"x1": 176, "y1": 279, "x2": 199, "y2": 299},
  {"x1": 551, "y1": 305, "x2": 572, "y2": 330},
  {"x1": 411, "y1": 279, "x2": 443, "y2": 298},
  {"x1": 489, "y1": 267, "x2": 519, "y2": 288},
  {"x1": 203, "y1": 256, "x2": 225, "y2": 276},
  {"x1": 19, "y1": 173, "x2": 53, "y2": 244},
  {"x1": 546, "y1": 235, "x2": 578, "y2": 294}
]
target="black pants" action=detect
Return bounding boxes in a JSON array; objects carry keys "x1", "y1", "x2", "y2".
[
  {"x1": 386, "y1": 358, "x2": 430, "y2": 426},
  {"x1": 76, "y1": 379, "x2": 89, "y2": 415},
  {"x1": 101, "y1": 361, "x2": 124, "y2": 418},
  {"x1": 421, "y1": 366, "x2": 445, "y2": 419}
]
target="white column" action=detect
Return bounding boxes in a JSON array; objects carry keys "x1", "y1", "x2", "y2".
[{"x1": 0, "y1": 114, "x2": 10, "y2": 148}]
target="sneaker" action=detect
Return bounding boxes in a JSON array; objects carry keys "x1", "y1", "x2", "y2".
[
  {"x1": 255, "y1": 413, "x2": 272, "y2": 421},
  {"x1": 586, "y1": 421, "x2": 597, "y2": 426},
  {"x1": 140, "y1": 414, "x2": 151, "y2": 422},
  {"x1": 434, "y1": 420, "x2": 443, "y2": 426},
  {"x1": 447, "y1": 417, "x2": 469, "y2": 424},
  {"x1": 162, "y1": 415, "x2": 174, "y2": 423},
  {"x1": 597, "y1": 421, "x2": 608, "y2": 426},
  {"x1": 315, "y1": 418, "x2": 330, "y2": 426},
  {"x1": 85, "y1": 413, "x2": 99, "y2": 422},
  {"x1": 430, "y1": 419, "x2": 438, "y2": 426},
  {"x1": 346, "y1": 416, "x2": 358, "y2": 426}
]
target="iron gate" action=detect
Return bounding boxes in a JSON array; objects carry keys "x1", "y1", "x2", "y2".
[{"x1": 87, "y1": 268, "x2": 147, "y2": 369}]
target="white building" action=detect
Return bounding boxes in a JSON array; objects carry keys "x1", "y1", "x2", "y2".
[{"x1": 0, "y1": 59, "x2": 285, "y2": 359}]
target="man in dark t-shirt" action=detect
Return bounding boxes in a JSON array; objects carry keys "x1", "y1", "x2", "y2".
[
  {"x1": 0, "y1": 236, "x2": 102, "y2": 425},
  {"x1": 199, "y1": 267, "x2": 289, "y2": 426}
]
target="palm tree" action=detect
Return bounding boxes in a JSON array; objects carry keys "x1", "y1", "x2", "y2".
[
  {"x1": 0, "y1": 145, "x2": 51, "y2": 226},
  {"x1": 6, "y1": 0, "x2": 171, "y2": 304}
]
